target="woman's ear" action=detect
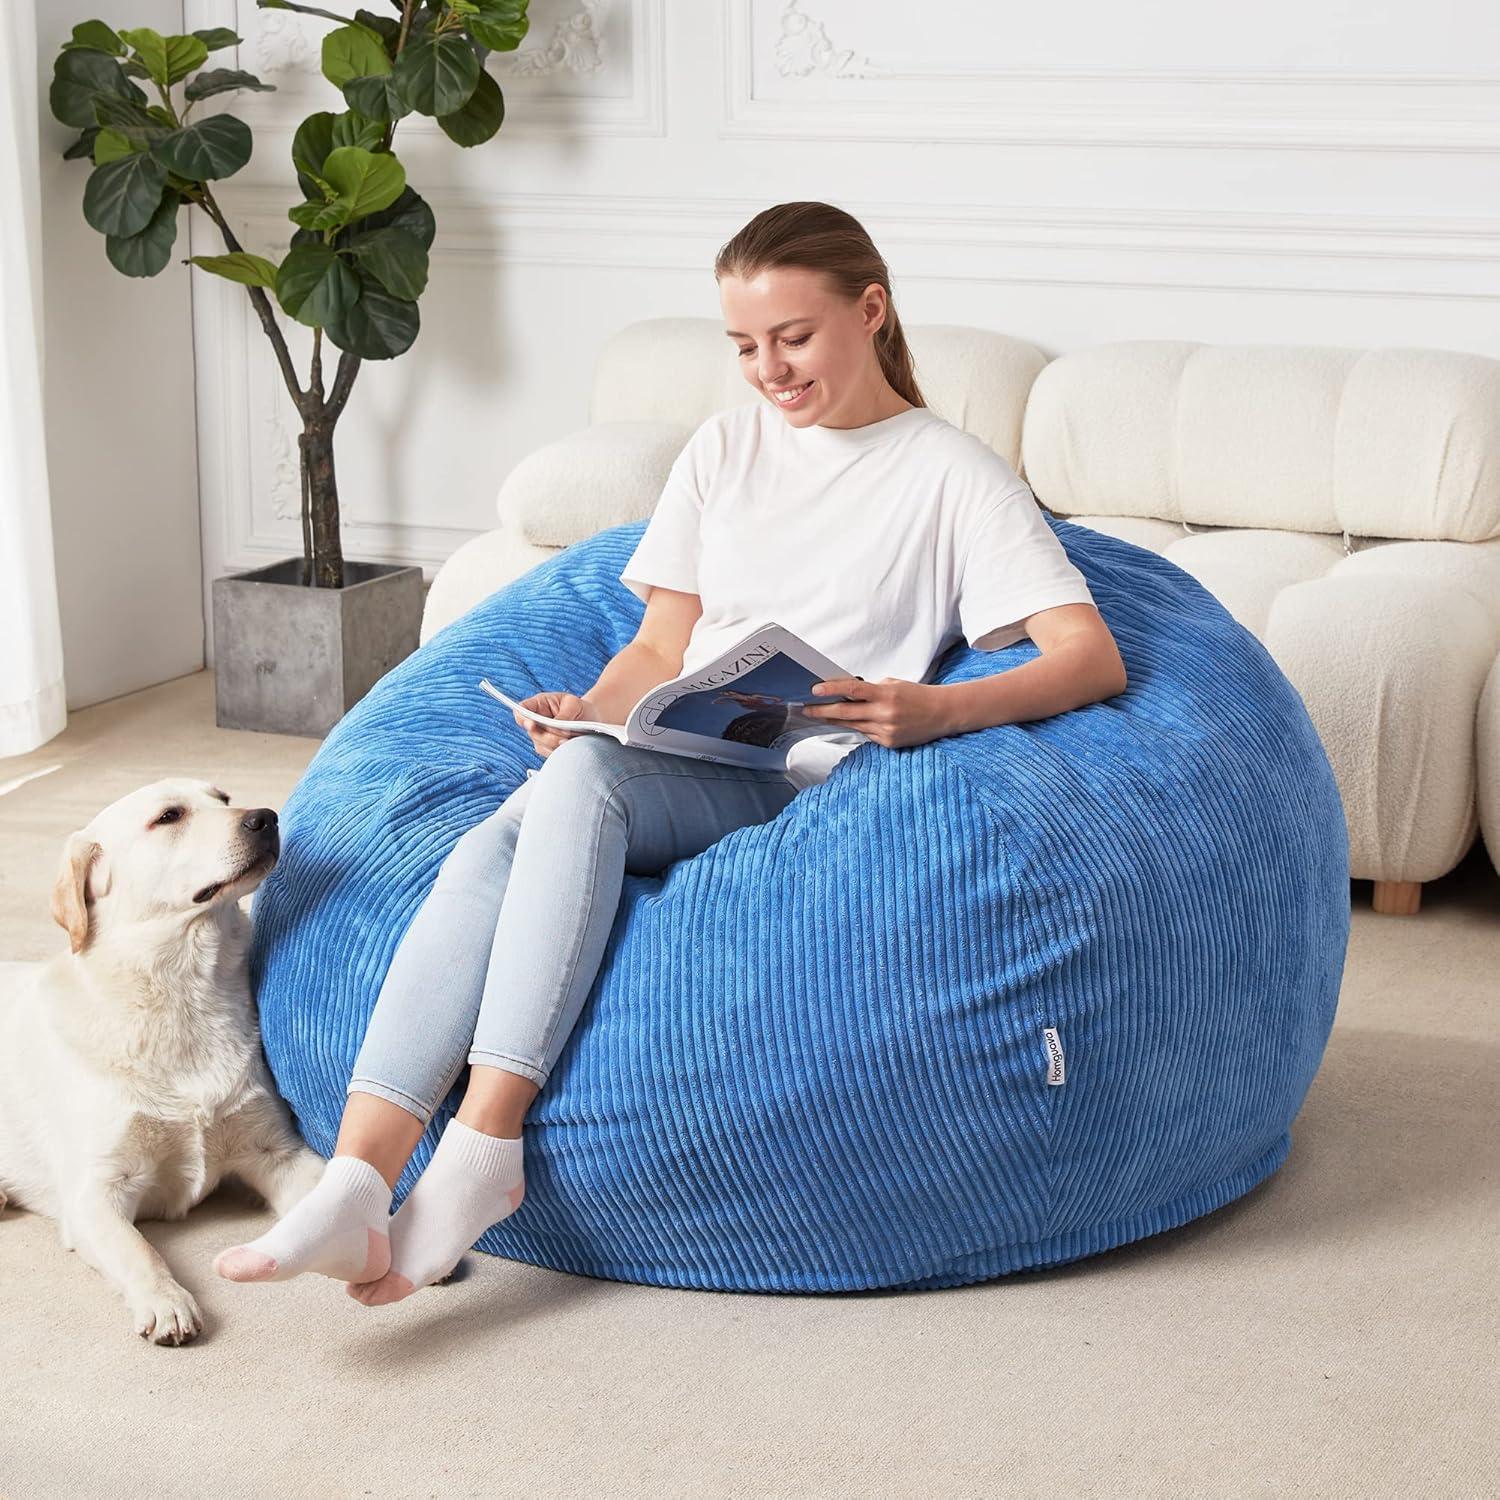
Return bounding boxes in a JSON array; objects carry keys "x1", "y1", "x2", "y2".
[{"x1": 50, "y1": 832, "x2": 107, "y2": 955}]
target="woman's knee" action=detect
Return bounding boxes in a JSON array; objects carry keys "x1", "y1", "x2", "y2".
[
  {"x1": 536, "y1": 732, "x2": 629, "y2": 790},
  {"x1": 435, "y1": 799, "x2": 527, "y2": 886}
]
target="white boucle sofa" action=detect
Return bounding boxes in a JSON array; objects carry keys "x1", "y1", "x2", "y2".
[{"x1": 425, "y1": 318, "x2": 1500, "y2": 916}]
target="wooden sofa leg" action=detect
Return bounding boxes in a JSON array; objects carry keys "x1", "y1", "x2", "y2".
[{"x1": 1371, "y1": 880, "x2": 1422, "y2": 916}]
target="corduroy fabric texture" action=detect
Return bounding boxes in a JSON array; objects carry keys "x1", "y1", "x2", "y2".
[{"x1": 247, "y1": 516, "x2": 1350, "y2": 1293}]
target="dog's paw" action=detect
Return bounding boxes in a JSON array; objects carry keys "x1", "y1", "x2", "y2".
[{"x1": 129, "y1": 1281, "x2": 204, "y2": 1346}]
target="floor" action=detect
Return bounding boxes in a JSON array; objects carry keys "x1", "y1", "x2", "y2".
[{"x1": 0, "y1": 669, "x2": 1496, "y2": 1498}]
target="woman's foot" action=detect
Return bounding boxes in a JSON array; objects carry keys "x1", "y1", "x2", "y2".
[
  {"x1": 214, "y1": 1154, "x2": 392, "y2": 1283},
  {"x1": 347, "y1": 1118, "x2": 524, "y2": 1306}
]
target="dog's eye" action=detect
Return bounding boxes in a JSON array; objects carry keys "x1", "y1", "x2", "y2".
[{"x1": 154, "y1": 807, "x2": 183, "y2": 826}]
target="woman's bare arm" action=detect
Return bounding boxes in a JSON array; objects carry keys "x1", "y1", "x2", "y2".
[
  {"x1": 582, "y1": 585, "x2": 703, "y2": 723},
  {"x1": 932, "y1": 603, "x2": 1128, "y2": 736},
  {"x1": 582, "y1": 642, "x2": 682, "y2": 724}
]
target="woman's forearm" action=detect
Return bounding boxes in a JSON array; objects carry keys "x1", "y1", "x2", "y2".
[
  {"x1": 583, "y1": 641, "x2": 681, "y2": 724},
  {"x1": 932, "y1": 638, "x2": 1127, "y2": 736}
]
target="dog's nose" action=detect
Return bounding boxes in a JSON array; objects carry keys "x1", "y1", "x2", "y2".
[{"x1": 242, "y1": 808, "x2": 278, "y2": 833}]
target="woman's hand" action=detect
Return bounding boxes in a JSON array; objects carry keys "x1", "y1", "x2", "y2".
[
  {"x1": 801, "y1": 677, "x2": 949, "y2": 750},
  {"x1": 515, "y1": 691, "x2": 599, "y2": 758}
]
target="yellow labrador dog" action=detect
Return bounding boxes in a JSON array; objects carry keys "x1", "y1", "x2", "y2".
[{"x1": 0, "y1": 778, "x2": 327, "y2": 1345}]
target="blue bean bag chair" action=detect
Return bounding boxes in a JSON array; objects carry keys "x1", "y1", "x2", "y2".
[{"x1": 247, "y1": 514, "x2": 1349, "y2": 1292}]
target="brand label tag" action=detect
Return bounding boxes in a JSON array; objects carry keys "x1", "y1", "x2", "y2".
[{"x1": 1043, "y1": 1026, "x2": 1065, "y2": 1086}]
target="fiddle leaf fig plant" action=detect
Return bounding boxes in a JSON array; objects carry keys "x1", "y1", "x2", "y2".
[{"x1": 50, "y1": 0, "x2": 530, "y2": 589}]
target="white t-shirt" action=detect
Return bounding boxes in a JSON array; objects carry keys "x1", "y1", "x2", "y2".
[{"x1": 618, "y1": 400, "x2": 1096, "y2": 791}]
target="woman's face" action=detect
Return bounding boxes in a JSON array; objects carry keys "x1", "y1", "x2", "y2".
[{"x1": 720, "y1": 265, "x2": 890, "y2": 428}]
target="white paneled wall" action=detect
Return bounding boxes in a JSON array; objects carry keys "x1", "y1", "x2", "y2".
[{"x1": 185, "y1": 0, "x2": 1500, "y2": 665}]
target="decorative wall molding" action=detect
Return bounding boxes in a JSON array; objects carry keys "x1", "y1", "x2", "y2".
[
  {"x1": 214, "y1": 186, "x2": 1500, "y2": 299},
  {"x1": 772, "y1": 0, "x2": 878, "y2": 80},
  {"x1": 724, "y1": 0, "x2": 1500, "y2": 151},
  {"x1": 492, "y1": 1, "x2": 609, "y2": 77},
  {"x1": 251, "y1": 0, "x2": 610, "y2": 81},
  {"x1": 226, "y1": 0, "x2": 664, "y2": 138},
  {"x1": 249, "y1": 8, "x2": 316, "y2": 77}
]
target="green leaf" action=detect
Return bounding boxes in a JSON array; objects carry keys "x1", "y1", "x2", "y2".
[
  {"x1": 343, "y1": 225, "x2": 428, "y2": 299},
  {"x1": 291, "y1": 112, "x2": 337, "y2": 197},
  {"x1": 353, "y1": 184, "x2": 436, "y2": 252},
  {"x1": 289, "y1": 199, "x2": 340, "y2": 232},
  {"x1": 92, "y1": 126, "x2": 139, "y2": 165},
  {"x1": 392, "y1": 31, "x2": 480, "y2": 117},
  {"x1": 50, "y1": 47, "x2": 146, "y2": 129},
  {"x1": 330, "y1": 109, "x2": 387, "y2": 153},
  {"x1": 63, "y1": 126, "x2": 102, "y2": 161},
  {"x1": 106, "y1": 190, "x2": 181, "y2": 276},
  {"x1": 467, "y1": 0, "x2": 529, "y2": 54},
  {"x1": 291, "y1": 107, "x2": 386, "y2": 202},
  {"x1": 82, "y1": 151, "x2": 167, "y2": 236},
  {"x1": 437, "y1": 65, "x2": 503, "y2": 147},
  {"x1": 163, "y1": 36, "x2": 210, "y2": 86},
  {"x1": 323, "y1": 277, "x2": 420, "y2": 360},
  {"x1": 188, "y1": 251, "x2": 280, "y2": 289},
  {"x1": 352, "y1": 10, "x2": 402, "y2": 50},
  {"x1": 320, "y1": 145, "x2": 406, "y2": 223},
  {"x1": 322, "y1": 23, "x2": 391, "y2": 89},
  {"x1": 92, "y1": 93, "x2": 172, "y2": 146},
  {"x1": 343, "y1": 73, "x2": 411, "y2": 124},
  {"x1": 276, "y1": 243, "x2": 361, "y2": 327},
  {"x1": 151, "y1": 113, "x2": 253, "y2": 181},
  {"x1": 63, "y1": 20, "x2": 126, "y2": 56},
  {"x1": 192, "y1": 28, "x2": 242, "y2": 54},
  {"x1": 116, "y1": 28, "x2": 169, "y2": 86},
  {"x1": 184, "y1": 67, "x2": 276, "y2": 102}
]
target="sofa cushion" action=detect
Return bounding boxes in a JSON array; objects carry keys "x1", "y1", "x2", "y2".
[
  {"x1": 500, "y1": 420, "x2": 694, "y2": 547},
  {"x1": 1022, "y1": 341, "x2": 1500, "y2": 543}
]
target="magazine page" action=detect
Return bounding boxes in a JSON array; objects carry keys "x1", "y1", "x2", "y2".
[
  {"x1": 477, "y1": 680, "x2": 628, "y2": 743},
  {"x1": 622, "y1": 622, "x2": 864, "y2": 766}
]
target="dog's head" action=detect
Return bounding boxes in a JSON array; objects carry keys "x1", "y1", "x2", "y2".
[{"x1": 50, "y1": 779, "x2": 281, "y2": 955}]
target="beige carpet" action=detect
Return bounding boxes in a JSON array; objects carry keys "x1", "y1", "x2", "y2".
[{"x1": 1, "y1": 669, "x2": 1496, "y2": 1499}]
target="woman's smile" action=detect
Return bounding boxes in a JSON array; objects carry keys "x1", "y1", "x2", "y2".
[{"x1": 770, "y1": 379, "x2": 815, "y2": 408}]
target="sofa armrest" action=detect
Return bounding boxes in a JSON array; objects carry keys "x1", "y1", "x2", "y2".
[{"x1": 499, "y1": 419, "x2": 694, "y2": 547}]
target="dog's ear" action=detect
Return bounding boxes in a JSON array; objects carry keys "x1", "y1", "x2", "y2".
[{"x1": 50, "y1": 833, "x2": 106, "y2": 955}]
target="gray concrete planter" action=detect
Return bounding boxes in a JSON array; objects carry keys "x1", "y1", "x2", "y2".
[{"x1": 212, "y1": 557, "x2": 425, "y2": 737}]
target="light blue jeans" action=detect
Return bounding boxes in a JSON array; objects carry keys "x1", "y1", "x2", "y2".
[{"x1": 347, "y1": 733, "x2": 799, "y2": 1124}]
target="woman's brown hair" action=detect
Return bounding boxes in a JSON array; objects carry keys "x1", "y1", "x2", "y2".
[{"x1": 714, "y1": 202, "x2": 926, "y2": 409}]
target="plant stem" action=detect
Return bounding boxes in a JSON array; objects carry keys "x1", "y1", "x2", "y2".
[
  {"x1": 195, "y1": 186, "x2": 307, "y2": 412},
  {"x1": 260, "y1": 1, "x2": 358, "y2": 23},
  {"x1": 298, "y1": 432, "x2": 313, "y2": 584}
]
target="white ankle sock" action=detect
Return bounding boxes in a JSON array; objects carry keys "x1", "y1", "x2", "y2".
[
  {"x1": 214, "y1": 1154, "x2": 392, "y2": 1284},
  {"x1": 379, "y1": 1118, "x2": 525, "y2": 1295}
]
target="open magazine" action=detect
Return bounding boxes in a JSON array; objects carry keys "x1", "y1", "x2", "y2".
[{"x1": 478, "y1": 622, "x2": 865, "y2": 771}]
